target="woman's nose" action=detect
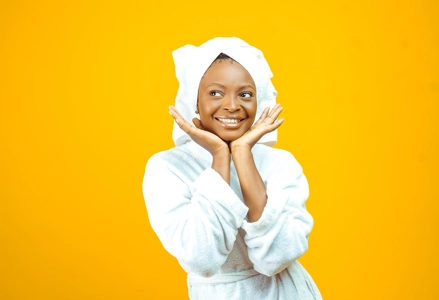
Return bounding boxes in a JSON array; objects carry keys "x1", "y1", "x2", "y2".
[{"x1": 222, "y1": 95, "x2": 240, "y2": 112}]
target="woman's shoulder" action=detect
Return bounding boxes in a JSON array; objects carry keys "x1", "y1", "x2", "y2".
[
  {"x1": 147, "y1": 143, "x2": 189, "y2": 165},
  {"x1": 148, "y1": 144, "x2": 186, "y2": 161},
  {"x1": 146, "y1": 141, "x2": 210, "y2": 173},
  {"x1": 253, "y1": 144, "x2": 299, "y2": 162},
  {"x1": 252, "y1": 144, "x2": 303, "y2": 172}
]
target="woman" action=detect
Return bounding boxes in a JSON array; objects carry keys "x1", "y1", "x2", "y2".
[{"x1": 143, "y1": 37, "x2": 322, "y2": 299}]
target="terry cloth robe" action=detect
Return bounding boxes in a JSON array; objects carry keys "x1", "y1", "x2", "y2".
[{"x1": 143, "y1": 141, "x2": 322, "y2": 300}]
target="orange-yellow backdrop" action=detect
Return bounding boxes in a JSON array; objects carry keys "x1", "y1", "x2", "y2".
[{"x1": 1, "y1": 0, "x2": 438, "y2": 299}]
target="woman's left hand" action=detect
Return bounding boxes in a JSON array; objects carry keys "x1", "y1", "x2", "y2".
[{"x1": 230, "y1": 104, "x2": 284, "y2": 152}]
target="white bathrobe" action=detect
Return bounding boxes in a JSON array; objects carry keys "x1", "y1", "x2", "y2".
[{"x1": 142, "y1": 140, "x2": 322, "y2": 299}]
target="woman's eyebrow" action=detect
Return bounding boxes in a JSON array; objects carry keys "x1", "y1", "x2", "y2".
[
  {"x1": 239, "y1": 84, "x2": 255, "y2": 90},
  {"x1": 207, "y1": 83, "x2": 255, "y2": 90},
  {"x1": 208, "y1": 83, "x2": 226, "y2": 89}
]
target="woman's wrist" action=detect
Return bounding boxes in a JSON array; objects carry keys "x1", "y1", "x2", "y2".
[
  {"x1": 230, "y1": 142, "x2": 252, "y2": 158},
  {"x1": 212, "y1": 150, "x2": 230, "y2": 162}
]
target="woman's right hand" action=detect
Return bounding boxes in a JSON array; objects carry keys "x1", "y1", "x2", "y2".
[{"x1": 169, "y1": 106, "x2": 229, "y2": 157}]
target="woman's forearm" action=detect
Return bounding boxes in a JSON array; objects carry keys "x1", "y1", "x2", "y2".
[
  {"x1": 231, "y1": 145, "x2": 267, "y2": 222},
  {"x1": 212, "y1": 151, "x2": 231, "y2": 184}
]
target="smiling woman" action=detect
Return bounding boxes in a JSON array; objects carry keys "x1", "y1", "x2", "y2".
[
  {"x1": 143, "y1": 37, "x2": 322, "y2": 299},
  {"x1": 197, "y1": 55, "x2": 258, "y2": 142}
]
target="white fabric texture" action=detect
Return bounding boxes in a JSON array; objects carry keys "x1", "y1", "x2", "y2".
[
  {"x1": 143, "y1": 141, "x2": 322, "y2": 299},
  {"x1": 172, "y1": 37, "x2": 278, "y2": 147}
]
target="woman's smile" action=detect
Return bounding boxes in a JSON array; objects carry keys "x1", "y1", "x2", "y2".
[
  {"x1": 216, "y1": 118, "x2": 242, "y2": 124},
  {"x1": 214, "y1": 116, "x2": 247, "y2": 129}
]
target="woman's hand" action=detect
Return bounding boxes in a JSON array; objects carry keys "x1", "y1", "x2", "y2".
[
  {"x1": 169, "y1": 106, "x2": 231, "y2": 183},
  {"x1": 169, "y1": 106, "x2": 229, "y2": 156},
  {"x1": 230, "y1": 104, "x2": 284, "y2": 152}
]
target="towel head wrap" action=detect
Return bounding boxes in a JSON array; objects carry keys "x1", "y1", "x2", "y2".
[{"x1": 172, "y1": 37, "x2": 278, "y2": 146}]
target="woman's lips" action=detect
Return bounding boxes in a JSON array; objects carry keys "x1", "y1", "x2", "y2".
[{"x1": 215, "y1": 117, "x2": 245, "y2": 128}]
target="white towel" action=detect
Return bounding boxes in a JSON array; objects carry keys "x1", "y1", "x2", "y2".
[{"x1": 171, "y1": 37, "x2": 278, "y2": 147}]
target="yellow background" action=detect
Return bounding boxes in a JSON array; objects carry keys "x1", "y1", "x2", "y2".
[{"x1": 1, "y1": 0, "x2": 438, "y2": 299}]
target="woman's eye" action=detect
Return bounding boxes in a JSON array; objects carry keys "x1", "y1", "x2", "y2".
[
  {"x1": 209, "y1": 91, "x2": 221, "y2": 97},
  {"x1": 240, "y1": 92, "x2": 252, "y2": 98}
]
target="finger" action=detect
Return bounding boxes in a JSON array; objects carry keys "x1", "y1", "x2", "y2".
[
  {"x1": 169, "y1": 106, "x2": 189, "y2": 126},
  {"x1": 254, "y1": 107, "x2": 270, "y2": 125},
  {"x1": 265, "y1": 105, "x2": 283, "y2": 124},
  {"x1": 265, "y1": 118, "x2": 285, "y2": 131},
  {"x1": 267, "y1": 104, "x2": 281, "y2": 117},
  {"x1": 192, "y1": 118, "x2": 204, "y2": 130},
  {"x1": 169, "y1": 106, "x2": 194, "y2": 133},
  {"x1": 169, "y1": 105, "x2": 185, "y2": 120},
  {"x1": 168, "y1": 105, "x2": 180, "y2": 120},
  {"x1": 168, "y1": 107, "x2": 183, "y2": 125},
  {"x1": 260, "y1": 104, "x2": 280, "y2": 123}
]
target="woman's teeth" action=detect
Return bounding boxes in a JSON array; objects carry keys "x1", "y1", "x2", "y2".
[{"x1": 217, "y1": 119, "x2": 240, "y2": 124}]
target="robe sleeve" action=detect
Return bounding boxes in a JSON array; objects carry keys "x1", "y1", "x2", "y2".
[
  {"x1": 143, "y1": 154, "x2": 248, "y2": 277},
  {"x1": 241, "y1": 150, "x2": 314, "y2": 277}
]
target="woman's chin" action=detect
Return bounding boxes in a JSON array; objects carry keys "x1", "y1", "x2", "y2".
[
  {"x1": 217, "y1": 133, "x2": 244, "y2": 143},
  {"x1": 207, "y1": 125, "x2": 251, "y2": 143}
]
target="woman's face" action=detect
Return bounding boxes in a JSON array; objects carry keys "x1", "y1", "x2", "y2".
[{"x1": 197, "y1": 59, "x2": 257, "y2": 142}]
